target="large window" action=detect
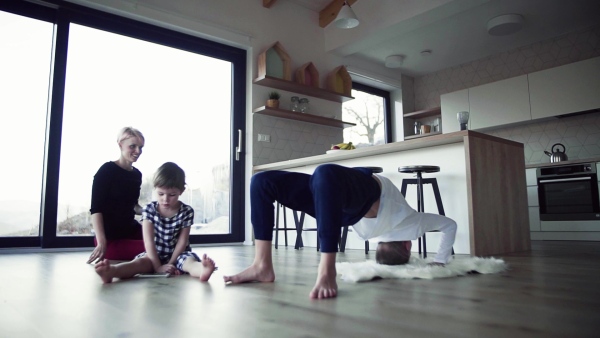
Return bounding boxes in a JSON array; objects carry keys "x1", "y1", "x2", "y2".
[
  {"x1": 0, "y1": 10, "x2": 53, "y2": 237},
  {"x1": 342, "y1": 82, "x2": 392, "y2": 147},
  {"x1": 0, "y1": 2, "x2": 246, "y2": 248},
  {"x1": 58, "y1": 24, "x2": 232, "y2": 237}
]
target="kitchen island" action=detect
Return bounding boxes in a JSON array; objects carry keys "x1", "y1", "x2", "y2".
[{"x1": 254, "y1": 130, "x2": 531, "y2": 257}]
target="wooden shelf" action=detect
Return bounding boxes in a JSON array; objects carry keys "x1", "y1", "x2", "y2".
[
  {"x1": 254, "y1": 76, "x2": 354, "y2": 103},
  {"x1": 404, "y1": 131, "x2": 442, "y2": 140},
  {"x1": 404, "y1": 107, "x2": 441, "y2": 118},
  {"x1": 253, "y1": 106, "x2": 356, "y2": 128}
]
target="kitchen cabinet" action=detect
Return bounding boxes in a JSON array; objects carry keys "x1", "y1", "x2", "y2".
[
  {"x1": 528, "y1": 56, "x2": 600, "y2": 119},
  {"x1": 254, "y1": 75, "x2": 355, "y2": 128},
  {"x1": 441, "y1": 89, "x2": 469, "y2": 133},
  {"x1": 469, "y1": 75, "x2": 531, "y2": 130}
]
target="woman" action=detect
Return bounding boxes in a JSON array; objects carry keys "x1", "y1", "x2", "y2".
[{"x1": 87, "y1": 127, "x2": 146, "y2": 264}]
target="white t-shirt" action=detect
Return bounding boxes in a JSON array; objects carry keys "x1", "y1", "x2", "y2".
[{"x1": 352, "y1": 174, "x2": 457, "y2": 263}]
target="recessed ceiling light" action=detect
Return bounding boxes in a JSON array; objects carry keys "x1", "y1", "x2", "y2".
[
  {"x1": 385, "y1": 55, "x2": 404, "y2": 68},
  {"x1": 487, "y1": 14, "x2": 524, "y2": 36},
  {"x1": 420, "y1": 49, "x2": 432, "y2": 57}
]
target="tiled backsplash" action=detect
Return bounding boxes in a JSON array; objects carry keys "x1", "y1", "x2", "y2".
[
  {"x1": 484, "y1": 111, "x2": 600, "y2": 164},
  {"x1": 253, "y1": 114, "x2": 342, "y2": 166}
]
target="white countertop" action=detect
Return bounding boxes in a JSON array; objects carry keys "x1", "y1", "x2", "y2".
[
  {"x1": 254, "y1": 130, "x2": 522, "y2": 172},
  {"x1": 525, "y1": 157, "x2": 600, "y2": 169}
]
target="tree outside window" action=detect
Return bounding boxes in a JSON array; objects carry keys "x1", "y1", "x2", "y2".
[{"x1": 342, "y1": 83, "x2": 391, "y2": 148}]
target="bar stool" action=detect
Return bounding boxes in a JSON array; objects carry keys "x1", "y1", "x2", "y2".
[
  {"x1": 398, "y1": 165, "x2": 445, "y2": 258},
  {"x1": 273, "y1": 202, "x2": 300, "y2": 249}
]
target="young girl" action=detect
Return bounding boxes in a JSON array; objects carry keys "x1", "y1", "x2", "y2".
[{"x1": 95, "y1": 162, "x2": 217, "y2": 283}]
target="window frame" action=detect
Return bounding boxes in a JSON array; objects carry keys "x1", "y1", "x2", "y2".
[{"x1": 0, "y1": 1, "x2": 247, "y2": 249}]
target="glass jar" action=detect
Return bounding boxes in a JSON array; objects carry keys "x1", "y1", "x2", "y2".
[
  {"x1": 299, "y1": 98, "x2": 309, "y2": 113},
  {"x1": 290, "y1": 96, "x2": 300, "y2": 112}
]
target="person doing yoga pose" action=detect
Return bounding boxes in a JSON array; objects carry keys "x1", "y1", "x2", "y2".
[{"x1": 223, "y1": 164, "x2": 457, "y2": 299}]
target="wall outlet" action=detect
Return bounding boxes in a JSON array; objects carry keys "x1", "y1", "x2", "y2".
[{"x1": 258, "y1": 134, "x2": 271, "y2": 142}]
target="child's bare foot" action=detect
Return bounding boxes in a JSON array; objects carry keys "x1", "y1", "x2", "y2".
[
  {"x1": 95, "y1": 259, "x2": 114, "y2": 284},
  {"x1": 199, "y1": 254, "x2": 216, "y2": 282},
  {"x1": 223, "y1": 263, "x2": 275, "y2": 284},
  {"x1": 309, "y1": 273, "x2": 338, "y2": 299}
]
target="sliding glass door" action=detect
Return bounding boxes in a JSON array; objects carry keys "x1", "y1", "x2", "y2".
[{"x1": 0, "y1": 1, "x2": 246, "y2": 248}]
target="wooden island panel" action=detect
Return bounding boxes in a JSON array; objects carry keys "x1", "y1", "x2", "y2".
[{"x1": 465, "y1": 135, "x2": 530, "y2": 256}]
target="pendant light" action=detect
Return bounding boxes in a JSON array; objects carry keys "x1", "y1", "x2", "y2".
[{"x1": 334, "y1": 1, "x2": 359, "y2": 29}]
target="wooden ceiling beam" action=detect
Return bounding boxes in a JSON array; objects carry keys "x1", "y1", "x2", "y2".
[
  {"x1": 319, "y1": 0, "x2": 357, "y2": 28},
  {"x1": 263, "y1": 0, "x2": 277, "y2": 8}
]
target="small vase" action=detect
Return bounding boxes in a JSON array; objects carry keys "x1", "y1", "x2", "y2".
[{"x1": 266, "y1": 99, "x2": 279, "y2": 108}]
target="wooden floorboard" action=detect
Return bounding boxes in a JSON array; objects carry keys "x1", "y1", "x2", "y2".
[{"x1": 0, "y1": 241, "x2": 599, "y2": 338}]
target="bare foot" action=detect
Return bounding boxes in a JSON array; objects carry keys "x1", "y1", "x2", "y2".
[
  {"x1": 95, "y1": 259, "x2": 114, "y2": 284},
  {"x1": 309, "y1": 273, "x2": 338, "y2": 299},
  {"x1": 223, "y1": 263, "x2": 275, "y2": 284},
  {"x1": 199, "y1": 254, "x2": 217, "y2": 282}
]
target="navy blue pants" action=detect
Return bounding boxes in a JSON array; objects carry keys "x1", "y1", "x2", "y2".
[{"x1": 251, "y1": 164, "x2": 381, "y2": 252}]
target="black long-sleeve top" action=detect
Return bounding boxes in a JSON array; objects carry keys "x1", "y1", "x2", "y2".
[{"x1": 90, "y1": 161, "x2": 142, "y2": 240}]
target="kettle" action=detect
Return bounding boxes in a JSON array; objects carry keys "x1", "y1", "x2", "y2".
[{"x1": 544, "y1": 143, "x2": 568, "y2": 163}]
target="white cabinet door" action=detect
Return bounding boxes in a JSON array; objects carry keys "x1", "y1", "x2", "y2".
[
  {"x1": 529, "y1": 57, "x2": 600, "y2": 119},
  {"x1": 469, "y1": 75, "x2": 531, "y2": 130},
  {"x1": 441, "y1": 89, "x2": 469, "y2": 133}
]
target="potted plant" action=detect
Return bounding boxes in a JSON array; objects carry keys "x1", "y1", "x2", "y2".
[{"x1": 266, "y1": 91, "x2": 280, "y2": 108}]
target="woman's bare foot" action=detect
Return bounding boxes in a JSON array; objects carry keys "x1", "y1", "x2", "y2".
[
  {"x1": 309, "y1": 273, "x2": 338, "y2": 299},
  {"x1": 223, "y1": 263, "x2": 275, "y2": 284},
  {"x1": 95, "y1": 259, "x2": 115, "y2": 284},
  {"x1": 199, "y1": 254, "x2": 217, "y2": 282}
]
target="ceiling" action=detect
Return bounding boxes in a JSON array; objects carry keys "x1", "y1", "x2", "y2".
[{"x1": 288, "y1": 0, "x2": 600, "y2": 77}]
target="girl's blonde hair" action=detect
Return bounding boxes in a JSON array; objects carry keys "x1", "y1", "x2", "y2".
[
  {"x1": 117, "y1": 126, "x2": 145, "y2": 144},
  {"x1": 153, "y1": 162, "x2": 186, "y2": 191}
]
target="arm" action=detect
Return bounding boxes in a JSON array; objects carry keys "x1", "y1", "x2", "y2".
[
  {"x1": 141, "y1": 219, "x2": 166, "y2": 272},
  {"x1": 166, "y1": 206, "x2": 194, "y2": 267},
  {"x1": 87, "y1": 212, "x2": 107, "y2": 264},
  {"x1": 431, "y1": 216, "x2": 457, "y2": 265},
  {"x1": 167, "y1": 226, "x2": 191, "y2": 267}
]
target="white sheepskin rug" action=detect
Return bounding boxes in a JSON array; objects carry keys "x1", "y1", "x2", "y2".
[{"x1": 336, "y1": 256, "x2": 507, "y2": 283}]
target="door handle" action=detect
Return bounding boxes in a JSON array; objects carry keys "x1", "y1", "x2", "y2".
[{"x1": 235, "y1": 129, "x2": 242, "y2": 161}]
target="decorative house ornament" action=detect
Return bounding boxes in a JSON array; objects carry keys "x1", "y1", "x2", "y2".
[
  {"x1": 295, "y1": 62, "x2": 319, "y2": 88},
  {"x1": 326, "y1": 65, "x2": 352, "y2": 96},
  {"x1": 257, "y1": 41, "x2": 292, "y2": 81}
]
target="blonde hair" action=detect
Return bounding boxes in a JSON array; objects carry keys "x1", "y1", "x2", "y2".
[{"x1": 117, "y1": 126, "x2": 145, "y2": 144}]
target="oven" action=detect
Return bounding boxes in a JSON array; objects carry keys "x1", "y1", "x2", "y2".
[{"x1": 537, "y1": 163, "x2": 600, "y2": 221}]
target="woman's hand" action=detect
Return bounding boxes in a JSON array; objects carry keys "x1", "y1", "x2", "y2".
[
  {"x1": 156, "y1": 264, "x2": 181, "y2": 275},
  {"x1": 87, "y1": 242, "x2": 106, "y2": 264}
]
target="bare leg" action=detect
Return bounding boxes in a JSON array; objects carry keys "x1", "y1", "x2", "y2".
[
  {"x1": 309, "y1": 252, "x2": 338, "y2": 299},
  {"x1": 182, "y1": 254, "x2": 217, "y2": 282},
  {"x1": 223, "y1": 239, "x2": 275, "y2": 284},
  {"x1": 95, "y1": 257, "x2": 153, "y2": 283}
]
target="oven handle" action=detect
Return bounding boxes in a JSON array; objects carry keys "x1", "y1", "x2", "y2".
[{"x1": 538, "y1": 177, "x2": 592, "y2": 183}]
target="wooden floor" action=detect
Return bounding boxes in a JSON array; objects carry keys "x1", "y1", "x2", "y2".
[{"x1": 1, "y1": 241, "x2": 599, "y2": 338}]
